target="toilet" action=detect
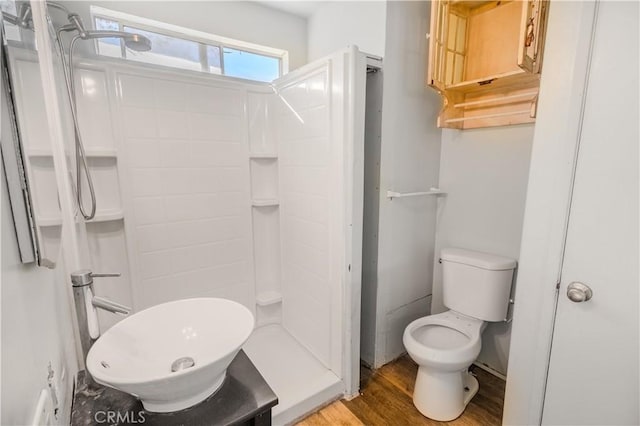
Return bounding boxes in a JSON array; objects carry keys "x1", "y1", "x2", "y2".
[{"x1": 403, "y1": 248, "x2": 516, "y2": 421}]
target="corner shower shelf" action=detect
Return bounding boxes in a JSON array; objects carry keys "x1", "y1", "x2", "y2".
[
  {"x1": 249, "y1": 153, "x2": 278, "y2": 159},
  {"x1": 27, "y1": 148, "x2": 118, "y2": 158},
  {"x1": 256, "y1": 291, "x2": 283, "y2": 306},
  {"x1": 86, "y1": 209, "x2": 124, "y2": 223},
  {"x1": 36, "y1": 209, "x2": 124, "y2": 226},
  {"x1": 252, "y1": 199, "x2": 279, "y2": 207}
]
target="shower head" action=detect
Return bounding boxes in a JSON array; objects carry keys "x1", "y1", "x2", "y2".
[
  {"x1": 121, "y1": 33, "x2": 153, "y2": 52},
  {"x1": 81, "y1": 30, "x2": 152, "y2": 52},
  {"x1": 63, "y1": 12, "x2": 151, "y2": 52}
]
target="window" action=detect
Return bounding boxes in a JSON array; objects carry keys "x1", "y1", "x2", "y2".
[
  {"x1": 1, "y1": 0, "x2": 22, "y2": 42},
  {"x1": 223, "y1": 48, "x2": 280, "y2": 82},
  {"x1": 91, "y1": 6, "x2": 288, "y2": 82}
]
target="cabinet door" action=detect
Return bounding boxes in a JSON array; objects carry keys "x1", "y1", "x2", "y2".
[
  {"x1": 518, "y1": 0, "x2": 549, "y2": 74},
  {"x1": 427, "y1": 0, "x2": 447, "y2": 91}
]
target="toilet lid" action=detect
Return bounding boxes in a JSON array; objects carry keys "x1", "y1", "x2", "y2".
[{"x1": 411, "y1": 324, "x2": 470, "y2": 350}]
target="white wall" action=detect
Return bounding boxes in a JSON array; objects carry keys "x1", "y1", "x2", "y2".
[
  {"x1": 112, "y1": 68, "x2": 256, "y2": 312},
  {"x1": 1, "y1": 166, "x2": 78, "y2": 425},
  {"x1": 431, "y1": 125, "x2": 534, "y2": 375},
  {"x1": 57, "y1": 1, "x2": 308, "y2": 70},
  {"x1": 371, "y1": 1, "x2": 442, "y2": 366},
  {"x1": 307, "y1": 1, "x2": 386, "y2": 61}
]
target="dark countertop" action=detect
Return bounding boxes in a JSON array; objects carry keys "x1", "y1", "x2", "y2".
[{"x1": 71, "y1": 350, "x2": 278, "y2": 426}]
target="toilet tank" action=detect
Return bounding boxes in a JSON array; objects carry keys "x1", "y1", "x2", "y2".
[{"x1": 441, "y1": 248, "x2": 516, "y2": 322}]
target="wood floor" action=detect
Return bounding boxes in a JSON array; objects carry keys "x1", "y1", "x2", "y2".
[{"x1": 296, "y1": 355, "x2": 505, "y2": 426}]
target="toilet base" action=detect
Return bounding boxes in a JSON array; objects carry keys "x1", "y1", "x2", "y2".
[{"x1": 412, "y1": 366, "x2": 479, "y2": 421}]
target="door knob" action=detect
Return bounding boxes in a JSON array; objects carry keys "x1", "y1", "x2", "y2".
[{"x1": 566, "y1": 282, "x2": 593, "y2": 303}]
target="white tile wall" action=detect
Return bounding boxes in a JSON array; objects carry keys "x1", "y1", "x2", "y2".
[
  {"x1": 12, "y1": 58, "x2": 54, "y2": 151},
  {"x1": 139, "y1": 261, "x2": 251, "y2": 309},
  {"x1": 188, "y1": 113, "x2": 243, "y2": 141},
  {"x1": 75, "y1": 69, "x2": 116, "y2": 150},
  {"x1": 72, "y1": 67, "x2": 132, "y2": 332},
  {"x1": 122, "y1": 107, "x2": 158, "y2": 138},
  {"x1": 247, "y1": 92, "x2": 276, "y2": 154},
  {"x1": 87, "y1": 221, "x2": 135, "y2": 331},
  {"x1": 29, "y1": 158, "x2": 61, "y2": 218},
  {"x1": 116, "y1": 73, "x2": 254, "y2": 311},
  {"x1": 250, "y1": 159, "x2": 279, "y2": 200},
  {"x1": 84, "y1": 157, "x2": 123, "y2": 214},
  {"x1": 252, "y1": 208, "x2": 281, "y2": 294},
  {"x1": 10, "y1": 57, "x2": 65, "y2": 262},
  {"x1": 277, "y1": 69, "x2": 334, "y2": 366},
  {"x1": 133, "y1": 197, "x2": 166, "y2": 225}
]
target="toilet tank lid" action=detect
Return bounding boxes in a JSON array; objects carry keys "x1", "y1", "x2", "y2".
[{"x1": 441, "y1": 248, "x2": 517, "y2": 271}]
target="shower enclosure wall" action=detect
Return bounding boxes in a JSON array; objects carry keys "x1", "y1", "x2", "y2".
[{"x1": 20, "y1": 12, "x2": 366, "y2": 422}]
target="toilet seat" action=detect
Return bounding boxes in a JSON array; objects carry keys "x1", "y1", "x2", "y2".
[{"x1": 403, "y1": 311, "x2": 484, "y2": 371}]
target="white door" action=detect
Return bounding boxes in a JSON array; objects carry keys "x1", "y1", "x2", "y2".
[
  {"x1": 272, "y1": 47, "x2": 366, "y2": 397},
  {"x1": 542, "y1": 2, "x2": 639, "y2": 424}
]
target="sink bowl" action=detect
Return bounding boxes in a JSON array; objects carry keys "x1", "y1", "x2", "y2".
[{"x1": 86, "y1": 298, "x2": 254, "y2": 412}]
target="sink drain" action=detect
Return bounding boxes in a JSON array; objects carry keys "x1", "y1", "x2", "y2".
[{"x1": 171, "y1": 357, "x2": 195, "y2": 372}]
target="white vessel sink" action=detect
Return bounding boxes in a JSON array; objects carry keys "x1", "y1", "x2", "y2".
[{"x1": 86, "y1": 298, "x2": 254, "y2": 412}]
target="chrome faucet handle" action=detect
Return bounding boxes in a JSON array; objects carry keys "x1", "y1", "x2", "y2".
[
  {"x1": 70, "y1": 270, "x2": 121, "y2": 287},
  {"x1": 92, "y1": 296, "x2": 130, "y2": 315}
]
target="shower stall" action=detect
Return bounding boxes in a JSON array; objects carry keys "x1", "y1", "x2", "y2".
[{"x1": 4, "y1": 3, "x2": 368, "y2": 422}]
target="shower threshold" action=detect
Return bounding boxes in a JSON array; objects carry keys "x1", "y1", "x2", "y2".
[{"x1": 243, "y1": 324, "x2": 343, "y2": 425}]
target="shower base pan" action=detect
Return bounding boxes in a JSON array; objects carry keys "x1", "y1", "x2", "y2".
[{"x1": 244, "y1": 324, "x2": 344, "y2": 425}]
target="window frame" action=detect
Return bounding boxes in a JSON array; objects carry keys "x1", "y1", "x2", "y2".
[{"x1": 90, "y1": 6, "x2": 289, "y2": 81}]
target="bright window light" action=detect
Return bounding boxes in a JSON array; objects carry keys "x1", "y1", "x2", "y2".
[
  {"x1": 90, "y1": 6, "x2": 287, "y2": 82},
  {"x1": 223, "y1": 48, "x2": 280, "y2": 83}
]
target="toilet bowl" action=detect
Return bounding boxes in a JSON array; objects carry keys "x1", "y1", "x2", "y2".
[
  {"x1": 403, "y1": 248, "x2": 516, "y2": 421},
  {"x1": 403, "y1": 311, "x2": 486, "y2": 421}
]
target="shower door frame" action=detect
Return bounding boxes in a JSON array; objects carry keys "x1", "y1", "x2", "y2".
[{"x1": 271, "y1": 46, "x2": 366, "y2": 398}]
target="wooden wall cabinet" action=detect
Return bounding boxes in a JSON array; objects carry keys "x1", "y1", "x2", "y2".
[{"x1": 427, "y1": 0, "x2": 549, "y2": 129}]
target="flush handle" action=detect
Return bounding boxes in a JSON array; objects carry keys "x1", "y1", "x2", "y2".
[{"x1": 566, "y1": 282, "x2": 593, "y2": 303}]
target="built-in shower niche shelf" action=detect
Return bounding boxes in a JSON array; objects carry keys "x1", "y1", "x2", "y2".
[
  {"x1": 249, "y1": 153, "x2": 278, "y2": 159},
  {"x1": 86, "y1": 209, "x2": 124, "y2": 223},
  {"x1": 27, "y1": 148, "x2": 118, "y2": 158},
  {"x1": 256, "y1": 291, "x2": 283, "y2": 307},
  {"x1": 252, "y1": 199, "x2": 279, "y2": 207},
  {"x1": 37, "y1": 210, "x2": 124, "y2": 226}
]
